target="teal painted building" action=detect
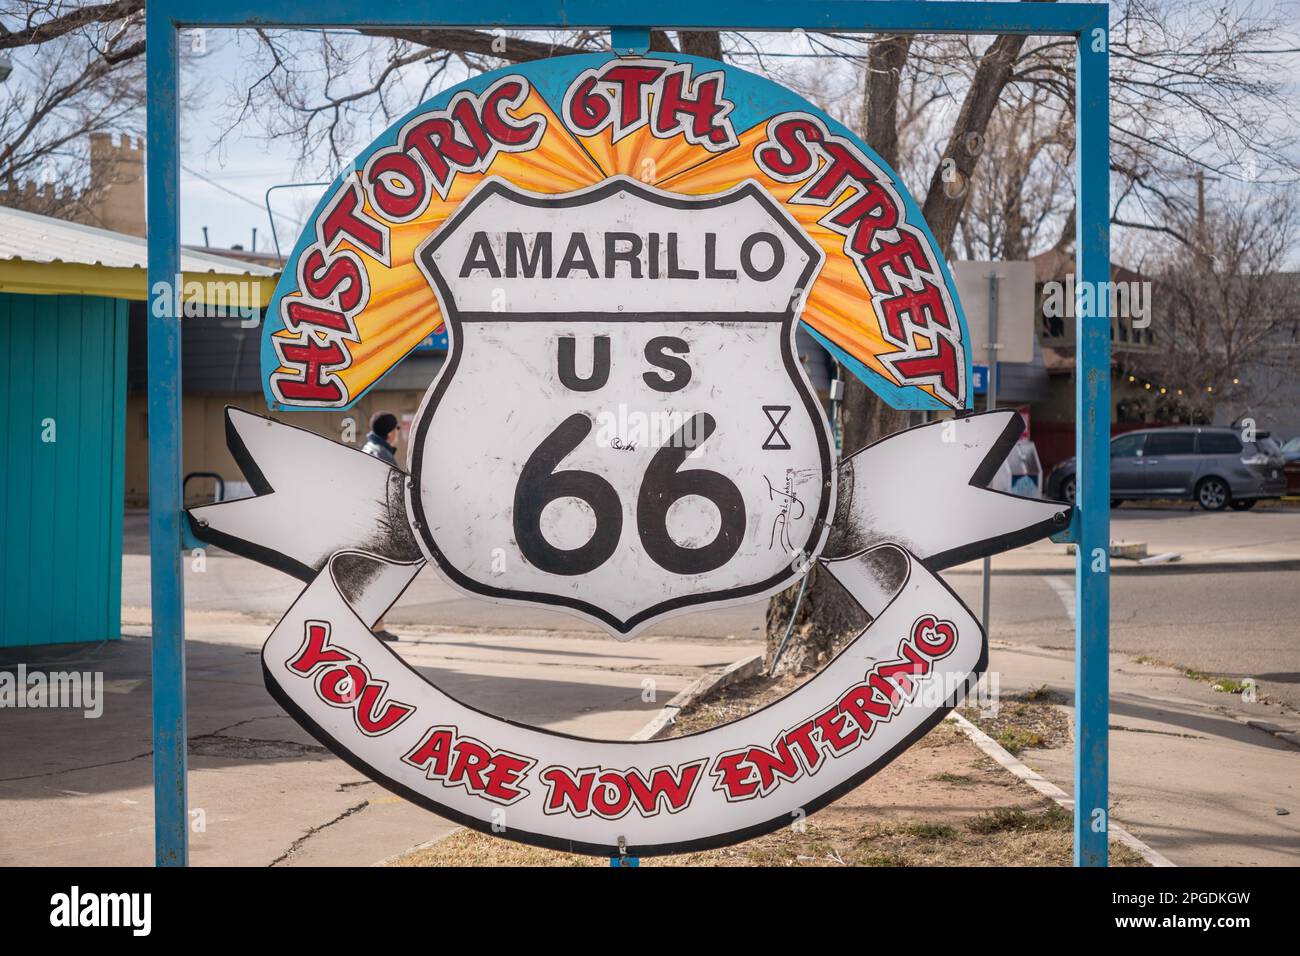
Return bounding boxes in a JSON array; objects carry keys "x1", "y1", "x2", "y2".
[
  {"x1": 0, "y1": 293, "x2": 128, "y2": 648},
  {"x1": 0, "y1": 205, "x2": 278, "y2": 648}
]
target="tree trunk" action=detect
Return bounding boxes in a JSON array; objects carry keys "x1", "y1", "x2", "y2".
[
  {"x1": 678, "y1": 31, "x2": 723, "y2": 60},
  {"x1": 765, "y1": 28, "x2": 1030, "y2": 672},
  {"x1": 764, "y1": 34, "x2": 917, "y2": 673},
  {"x1": 920, "y1": 32, "x2": 1035, "y2": 257}
]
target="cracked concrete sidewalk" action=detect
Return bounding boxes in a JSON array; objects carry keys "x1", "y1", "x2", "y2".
[
  {"x1": 986, "y1": 640, "x2": 1300, "y2": 866},
  {"x1": 0, "y1": 613, "x2": 760, "y2": 866}
]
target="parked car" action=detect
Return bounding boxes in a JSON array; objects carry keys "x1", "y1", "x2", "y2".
[
  {"x1": 1281, "y1": 436, "x2": 1300, "y2": 495},
  {"x1": 1045, "y1": 426, "x2": 1287, "y2": 511}
]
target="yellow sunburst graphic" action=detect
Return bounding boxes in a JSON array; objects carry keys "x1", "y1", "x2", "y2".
[{"x1": 270, "y1": 60, "x2": 964, "y2": 411}]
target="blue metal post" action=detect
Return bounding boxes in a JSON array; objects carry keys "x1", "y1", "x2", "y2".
[
  {"x1": 148, "y1": 0, "x2": 1111, "y2": 868},
  {"x1": 611, "y1": 26, "x2": 652, "y2": 55},
  {"x1": 145, "y1": 8, "x2": 188, "y2": 867},
  {"x1": 1073, "y1": 15, "x2": 1111, "y2": 867}
]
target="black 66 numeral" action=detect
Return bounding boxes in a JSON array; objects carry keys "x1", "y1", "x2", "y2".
[
  {"x1": 513, "y1": 414, "x2": 622, "y2": 576},
  {"x1": 513, "y1": 412, "x2": 744, "y2": 576}
]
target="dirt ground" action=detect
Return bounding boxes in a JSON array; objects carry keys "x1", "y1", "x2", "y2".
[{"x1": 391, "y1": 674, "x2": 1146, "y2": 867}]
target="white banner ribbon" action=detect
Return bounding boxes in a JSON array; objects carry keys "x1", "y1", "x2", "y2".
[{"x1": 190, "y1": 408, "x2": 1069, "y2": 856}]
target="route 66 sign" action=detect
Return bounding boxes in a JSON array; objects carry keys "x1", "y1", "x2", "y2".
[
  {"x1": 409, "y1": 176, "x2": 832, "y2": 635},
  {"x1": 191, "y1": 52, "x2": 1072, "y2": 857}
]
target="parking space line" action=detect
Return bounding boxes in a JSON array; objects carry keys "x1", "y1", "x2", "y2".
[{"x1": 1043, "y1": 576, "x2": 1076, "y2": 625}]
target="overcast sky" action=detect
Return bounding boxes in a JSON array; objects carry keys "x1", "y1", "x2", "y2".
[{"x1": 176, "y1": 15, "x2": 1300, "y2": 264}]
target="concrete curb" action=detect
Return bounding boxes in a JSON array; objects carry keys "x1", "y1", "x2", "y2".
[
  {"x1": 944, "y1": 557, "x2": 1300, "y2": 577},
  {"x1": 946, "y1": 711, "x2": 1176, "y2": 867},
  {"x1": 630, "y1": 653, "x2": 766, "y2": 741}
]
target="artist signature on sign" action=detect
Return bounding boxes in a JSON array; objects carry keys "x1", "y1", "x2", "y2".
[{"x1": 766, "y1": 469, "x2": 808, "y2": 553}]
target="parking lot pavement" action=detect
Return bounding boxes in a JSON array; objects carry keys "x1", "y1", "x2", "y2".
[{"x1": 0, "y1": 615, "x2": 761, "y2": 866}]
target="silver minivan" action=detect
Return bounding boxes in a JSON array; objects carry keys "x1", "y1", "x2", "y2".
[{"x1": 1046, "y1": 427, "x2": 1287, "y2": 511}]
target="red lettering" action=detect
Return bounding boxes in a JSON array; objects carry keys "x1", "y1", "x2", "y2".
[
  {"x1": 405, "y1": 727, "x2": 455, "y2": 779},
  {"x1": 592, "y1": 771, "x2": 632, "y2": 817},
  {"x1": 405, "y1": 727, "x2": 533, "y2": 804},
  {"x1": 880, "y1": 280, "x2": 951, "y2": 342},
  {"x1": 404, "y1": 116, "x2": 477, "y2": 188},
  {"x1": 839, "y1": 683, "x2": 891, "y2": 736},
  {"x1": 284, "y1": 299, "x2": 351, "y2": 336},
  {"x1": 447, "y1": 738, "x2": 494, "y2": 792},
  {"x1": 481, "y1": 751, "x2": 532, "y2": 803},
  {"x1": 355, "y1": 682, "x2": 414, "y2": 735},
  {"x1": 783, "y1": 720, "x2": 822, "y2": 770},
  {"x1": 830, "y1": 182, "x2": 900, "y2": 258},
  {"x1": 802, "y1": 141, "x2": 875, "y2": 202},
  {"x1": 813, "y1": 706, "x2": 859, "y2": 754},
  {"x1": 626, "y1": 763, "x2": 702, "y2": 815},
  {"x1": 747, "y1": 739, "x2": 801, "y2": 793},
  {"x1": 482, "y1": 80, "x2": 544, "y2": 146},
  {"x1": 319, "y1": 663, "x2": 367, "y2": 705},
  {"x1": 318, "y1": 183, "x2": 385, "y2": 259},
  {"x1": 287, "y1": 622, "x2": 350, "y2": 675},
  {"x1": 276, "y1": 337, "x2": 346, "y2": 404},
  {"x1": 566, "y1": 75, "x2": 610, "y2": 132},
  {"x1": 541, "y1": 767, "x2": 596, "y2": 815},
  {"x1": 602, "y1": 65, "x2": 663, "y2": 129},
  {"x1": 874, "y1": 656, "x2": 923, "y2": 700},
  {"x1": 756, "y1": 117, "x2": 821, "y2": 177},
  {"x1": 655, "y1": 69, "x2": 730, "y2": 145},
  {"x1": 913, "y1": 615, "x2": 958, "y2": 657},
  {"x1": 300, "y1": 248, "x2": 364, "y2": 313},
  {"x1": 451, "y1": 96, "x2": 491, "y2": 156},
  {"x1": 367, "y1": 151, "x2": 426, "y2": 220},
  {"x1": 890, "y1": 335, "x2": 961, "y2": 400},
  {"x1": 712, "y1": 751, "x2": 760, "y2": 801},
  {"x1": 862, "y1": 232, "x2": 928, "y2": 293}
]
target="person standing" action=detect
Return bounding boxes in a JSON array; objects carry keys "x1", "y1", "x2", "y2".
[
  {"x1": 361, "y1": 411, "x2": 402, "y2": 642},
  {"x1": 361, "y1": 411, "x2": 400, "y2": 468}
]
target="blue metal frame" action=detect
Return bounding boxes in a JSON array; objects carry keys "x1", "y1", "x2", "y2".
[{"x1": 146, "y1": 0, "x2": 1110, "y2": 867}]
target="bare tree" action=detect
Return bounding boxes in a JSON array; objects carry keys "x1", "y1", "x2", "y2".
[
  {"x1": 1123, "y1": 194, "x2": 1300, "y2": 425},
  {"x1": 4, "y1": 3, "x2": 1298, "y2": 671},
  {"x1": 0, "y1": 1, "x2": 146, "y2": 219}
]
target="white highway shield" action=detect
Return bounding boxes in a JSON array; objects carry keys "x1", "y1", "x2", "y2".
[{"x1": 408, "y1": 176, "x2": 835, "y2": 637}]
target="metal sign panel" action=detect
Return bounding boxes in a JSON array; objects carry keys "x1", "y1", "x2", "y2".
[
  {"x1": 261, "y1": 54, "x2": 972, "y2": 413},
  {"x1": 952, "y1": 260, "x2": 1037, "y2": 365},
  {"x1": 188, "y1": 52, "x2": 1075, "y2": 857},
  {"x1": 409, "y1": 177, "x2": 831, "y2": 635},
  {"x1": 193, "y1": 408, "x2": 1068, "y2": 856}
]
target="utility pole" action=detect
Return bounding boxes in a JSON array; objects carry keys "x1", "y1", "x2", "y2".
[{"x1": 981, "y1": 272, "x2": 1000, "y2": 637}]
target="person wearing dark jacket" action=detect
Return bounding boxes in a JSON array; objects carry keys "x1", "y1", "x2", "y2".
[
  {"x1": 361, "y1": 412, "x2": 400, "y2": 467},
  {"x1": 361, "y1": 411, "x2": 402, "y2": 642}
]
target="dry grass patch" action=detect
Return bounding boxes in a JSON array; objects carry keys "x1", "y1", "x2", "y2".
[{"x1": 959, "y1": 689, "x2": 1072, "y2": 756}]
